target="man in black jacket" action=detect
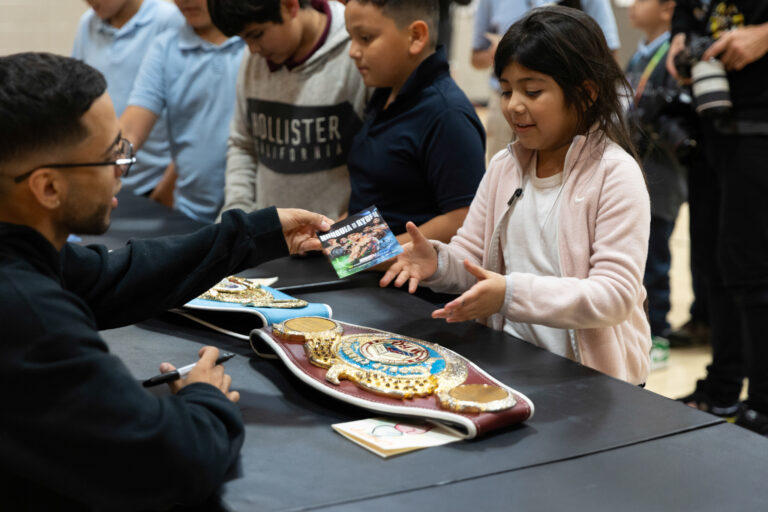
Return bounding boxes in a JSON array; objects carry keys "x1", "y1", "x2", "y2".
[
  {"x1": 666, "y1": 1, "x2": 768, "y2": 436},
  {"x1": 0, "y1": 52, "x2": 331, "y2": 509}
]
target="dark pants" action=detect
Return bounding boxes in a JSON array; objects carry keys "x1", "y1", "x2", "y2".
[
  {"x1": 687, "y1": 148, "x2": 713, "y2": 325},
  {"x1": 645, "y1": 216, "x2": 676, "y2": 337},
  {"x1": 691, "y1": 123, "x2": 768, "y2": 413}
]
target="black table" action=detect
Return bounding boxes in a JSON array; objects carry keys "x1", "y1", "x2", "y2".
[
  {"x1": 91, "y1": 192, "x2": 766, "y2": 511},
  {"x1": 103, "y1": 288, "x2": 728, "y2": 511},
  {"x1": 319, "y1": 423, "x2": 768, "y2": 512}
]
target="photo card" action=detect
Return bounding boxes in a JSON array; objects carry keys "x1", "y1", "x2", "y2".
[{"x1": 318, "y1": 206, "x2": 403, "y2": 278}]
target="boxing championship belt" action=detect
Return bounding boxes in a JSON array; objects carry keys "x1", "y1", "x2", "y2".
[{"x1": 252, "y1": 317, "x2": 534, "y2": 439}]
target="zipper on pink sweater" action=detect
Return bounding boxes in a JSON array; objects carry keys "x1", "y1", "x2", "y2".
[{"x1": 507, "y1": 188, "x2": 523, "y2": 206}]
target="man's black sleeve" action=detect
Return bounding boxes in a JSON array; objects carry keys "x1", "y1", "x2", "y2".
[{"x1": 61, "y1": 207, "x2": 289, "y2": 329}]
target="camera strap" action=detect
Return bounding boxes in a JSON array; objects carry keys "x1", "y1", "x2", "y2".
[{"x1": 633, "y1": 40, "x2": 671, "y2": 107}]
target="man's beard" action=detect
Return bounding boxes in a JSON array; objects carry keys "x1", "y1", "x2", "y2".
[{"x1": 60, "y1": 201, "x2": 111, "y2": 236}]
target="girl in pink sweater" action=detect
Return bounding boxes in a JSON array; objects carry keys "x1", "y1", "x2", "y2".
[{"x1": 380, "y1": 6, "x2": 652, "y2": 385}]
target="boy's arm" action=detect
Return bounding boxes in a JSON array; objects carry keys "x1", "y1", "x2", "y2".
[
  {"x1": 120, "y1": 105, "x2": 159, "y2": 152},
  {"x1": 377, "y1": 107, "x2": 484, "y2": 271},
  {"x1": 396, "y1": 207, "x2": 469, "y2": 244},
  {"x1": 221, "y1": 57, "x2": 259, "y2": 215},
  {"x1": 222, "y1": 115, "x2": 259, "y2": 213},
  {"x1": 423, "y1": 107, "x2": 486, "y2": 238},
  {"x1": 419, "y1": 159, "x2": 497, "y2": 294},
  {"x1": 120, "y1": 104, "x2": 176, "y2": 207},
  {"x1": 376, "y1": 105, "x2": 484, "y2": 268},
  {"x1": 125, "y1": 34, "x2": 169, "y2": 150},
  {"x1": 221, "y1": 81, "x2": 259, "y2": 213}
]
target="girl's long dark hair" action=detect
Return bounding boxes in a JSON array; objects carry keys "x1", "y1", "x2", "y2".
[{"x1": 493, "y1": 6, "x2": 637, "y2": 160}]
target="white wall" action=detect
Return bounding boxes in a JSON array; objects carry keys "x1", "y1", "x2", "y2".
[{"x1": 0, "y1": 0, "x2": 89, "y2": 56}]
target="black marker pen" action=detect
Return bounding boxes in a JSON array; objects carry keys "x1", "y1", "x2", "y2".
[{"x1": 142, "y1": 352, "x2": 236, "y2": 388}]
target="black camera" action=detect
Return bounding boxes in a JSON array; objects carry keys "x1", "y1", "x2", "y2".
[
  {"x1": 673, "y1": 34, "x2": 732, "y2": 118},
  {"x1": 630, "y1": 86, "x2": 699, "y2": 164}
]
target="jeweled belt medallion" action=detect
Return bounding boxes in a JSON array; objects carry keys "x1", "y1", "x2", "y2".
[
  {"x1": 323, "y1": 334, "x2": 468, "y2": 399},
  {"x1": 437, "y1": 383, "x2": 517, "y2": 413}
]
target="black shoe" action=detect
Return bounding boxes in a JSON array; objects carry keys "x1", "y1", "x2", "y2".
[
  {"x1": 667, "y1": 319, "x2": 711, "y2": 347},
  {"x1": 735, "y1": 405, "x2": 768, "y2": 436},
  {"x1": 678, "y1": 390, "x2": 740, "y2": 418}
]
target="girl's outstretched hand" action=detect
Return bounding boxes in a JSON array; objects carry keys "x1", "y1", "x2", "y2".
[
  {"x1": 432, "y1": 259, "x2": 506, "y2": 323},
  {"x1": 379, "y1": 221, "x2": 438, "y2": 293}
]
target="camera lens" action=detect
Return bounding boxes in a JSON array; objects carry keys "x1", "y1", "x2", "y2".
[{"x1": 691, "y1": 59, "x2": 732, "y2": 116}]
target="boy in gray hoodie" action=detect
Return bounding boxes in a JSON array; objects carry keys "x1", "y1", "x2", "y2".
[{"x1": 209, "y1": 0, "x2": 368, "y2": 219}]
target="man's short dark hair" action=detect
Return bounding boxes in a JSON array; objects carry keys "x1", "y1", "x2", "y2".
[
  {"x1": 350, "y1": 0, "x2": 439, "y2": 46},
  {"x1": 207, "y1": 0, "x2": 312, "y2": 37},
  {"x1": 0, "y1": 53, "x2": 107, "y2": 167}
]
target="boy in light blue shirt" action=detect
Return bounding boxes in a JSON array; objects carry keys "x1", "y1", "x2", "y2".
[
  {"x1": 121, "y1": 0, "x2": 245, "y2": 222},
  {"x1": 73, "y1": 0, "x2": 183, "y2": 196}
]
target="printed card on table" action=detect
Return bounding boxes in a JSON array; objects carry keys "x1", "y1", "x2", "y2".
[
  {"x1": 332, "y1": 417, "x2": 462, "y2": 458},
  {"x1": 318, "y1": 207, "x2": 402, "y2": 278}
]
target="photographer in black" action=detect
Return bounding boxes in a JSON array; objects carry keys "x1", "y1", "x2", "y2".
[{"x1": 666, "y1": 1, "x2": 768, "y2": 436}]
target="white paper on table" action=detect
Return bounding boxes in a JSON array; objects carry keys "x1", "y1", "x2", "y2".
[{"x1": 332, "y1": 417, "x2": 462, "y2": 458}]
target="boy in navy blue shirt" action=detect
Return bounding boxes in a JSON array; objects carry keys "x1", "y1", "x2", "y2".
[{"x1": 344, "y1": 0, "x2": 485, "y2": 243}]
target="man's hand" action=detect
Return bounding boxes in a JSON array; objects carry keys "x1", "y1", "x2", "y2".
[
  {"x1": 431, "y1": 259, "x2": 505, "y2": 323},
  {"x1": 702, "y1": 25, "x2": 768, "y2": 71},
  {"x1": 160, "y1": 346, "x2": 240, "y2": 403},
  {"x1": 277, "y1": 208, "x2": 332, "y2": 254},
  {"x1": 666, "y1": 32, "x2": 688, "y2": 81},
  {"x1": 379, "y1": 221, "x2": 438, "y2": 293}
]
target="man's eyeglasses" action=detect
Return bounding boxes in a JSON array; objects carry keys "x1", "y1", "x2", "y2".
[{"x1": 13, "y1": 137, "x2": 136, "y2": 183}]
